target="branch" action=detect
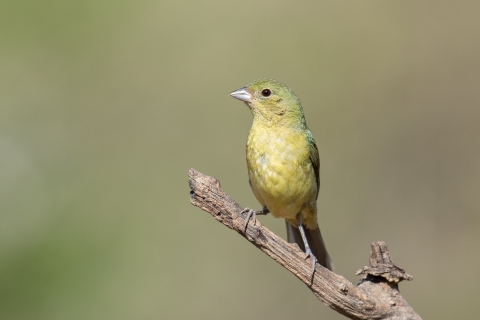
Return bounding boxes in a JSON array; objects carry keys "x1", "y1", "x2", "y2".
[{"x1": 188, "y1": 168, "x2": 421, "y2": 320}]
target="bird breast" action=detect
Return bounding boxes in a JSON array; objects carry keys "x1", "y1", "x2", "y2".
[{"x1": 246, "y1": 126, "x2": 317, "y2": 221}]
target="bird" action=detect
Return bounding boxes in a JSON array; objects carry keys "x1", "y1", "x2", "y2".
[{"x1": 229, "y1": 79, "x2": 333, "y2": 274}]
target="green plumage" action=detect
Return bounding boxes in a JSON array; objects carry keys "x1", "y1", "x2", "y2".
[{"x1": 230, "y1": 79, "x2": 333, "y2": 271}]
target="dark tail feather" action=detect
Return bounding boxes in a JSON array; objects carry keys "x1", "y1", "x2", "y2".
[{"x1": 285, "y1": 221, "x2": 334, "y2": 271}]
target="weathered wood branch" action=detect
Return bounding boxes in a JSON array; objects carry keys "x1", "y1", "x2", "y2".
[{"x1": 188, "y1": 168, "x2": 421, "y2": 320}]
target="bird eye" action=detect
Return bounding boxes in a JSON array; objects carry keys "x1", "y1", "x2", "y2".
[{"x1": 261, "y1": 89, "x2": 271, "y2": 97}]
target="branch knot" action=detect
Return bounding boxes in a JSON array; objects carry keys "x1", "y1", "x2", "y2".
[{"x1": 355, "y1": 242, "x2": 413, "y2": 283}]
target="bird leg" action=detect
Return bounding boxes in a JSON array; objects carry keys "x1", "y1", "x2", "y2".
[
  {"x1": 241, "y1": 206, "x2": 269, "y2": 231},
  {"x1": 296, "y1": 214, "x2": 317, "y2": 279}
]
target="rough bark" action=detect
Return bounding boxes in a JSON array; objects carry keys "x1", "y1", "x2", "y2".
[{"x1": 188, "y1": 168, "x2": 421, "y2": 320}]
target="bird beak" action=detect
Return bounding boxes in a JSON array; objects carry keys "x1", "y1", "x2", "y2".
[{"x1": 229, "y1": 87, "x2": 252, "y2": 102}]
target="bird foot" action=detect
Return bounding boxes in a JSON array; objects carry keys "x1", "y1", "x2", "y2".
[
  {"x1": 304, "y1": 248, "x2": 317, "y2": 279},
  {"x1": 241, "y1": 207, "x2": 269, "y2": 232},
  {"x1": 241, "y1": 208, "x2": 257, "y2": 231}
]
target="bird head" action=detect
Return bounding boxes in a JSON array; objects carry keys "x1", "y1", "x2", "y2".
[{"x1": 229, "y1": 79, "x2": 306, "y2": 127}]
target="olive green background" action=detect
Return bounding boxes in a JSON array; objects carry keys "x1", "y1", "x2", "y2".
[{"x1": 1, "y1": 1, "x2": 479, "y2": 319}]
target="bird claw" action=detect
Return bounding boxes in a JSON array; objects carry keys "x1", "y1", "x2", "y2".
[
  {"x1": 304, "y1": 249, "x2": 317, "y2": 279},
  {"x1": 241, "y1": 207, "x2": 269, "y2": 232},
  {"x1": 241, "y1": 208, "x2": 257, "y2": 231}
]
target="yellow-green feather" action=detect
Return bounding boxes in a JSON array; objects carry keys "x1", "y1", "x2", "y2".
[
  {"x1": 234, "y1": 78, "x2": 332, "y2": 271},
  {"x1": 247, "y1": 125, "x2": 318, "y2": 229},
  {"x1": 243, "y1": 79, "x2": 319, "y2": 230}
]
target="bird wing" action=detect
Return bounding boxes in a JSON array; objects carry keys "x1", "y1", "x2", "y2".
[{"x1": 307, "y1": 130, "x2": 320, "y2": 199}]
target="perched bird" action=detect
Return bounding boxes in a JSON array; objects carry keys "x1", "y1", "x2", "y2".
[{"x1": 229, "y1": 79, "x2": 333, "y2": 273}]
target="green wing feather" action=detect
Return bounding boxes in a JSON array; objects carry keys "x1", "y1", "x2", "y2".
[{"x1": 306, "y1": 130, "x2": 320, "y2": 199}]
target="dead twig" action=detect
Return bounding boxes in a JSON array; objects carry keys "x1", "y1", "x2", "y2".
[{"x1": 188, "y1": 168, "x2": 421, "y2": 320}]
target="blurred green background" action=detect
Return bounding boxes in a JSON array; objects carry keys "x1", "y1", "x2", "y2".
[{"x1": 1, "y1": 0, "x2": 479, "y2": 319}]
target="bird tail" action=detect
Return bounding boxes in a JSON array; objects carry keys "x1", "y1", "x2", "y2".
[{"x1": 285, "y1": 221, "x2": 334, "y2": 271}]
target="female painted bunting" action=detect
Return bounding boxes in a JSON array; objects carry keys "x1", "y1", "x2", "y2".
[{"x1": 230, "y1": 79, "x2": 333, "y2": 273}]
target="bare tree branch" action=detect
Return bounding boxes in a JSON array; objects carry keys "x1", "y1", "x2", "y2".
[{"x1": 188, "y1": 168, "x2": 421, "y2": 320}]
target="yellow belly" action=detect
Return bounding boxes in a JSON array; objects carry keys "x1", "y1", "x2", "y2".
[{"x1": 246, "y1": 125, "x2": 318, "y2": 227}]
